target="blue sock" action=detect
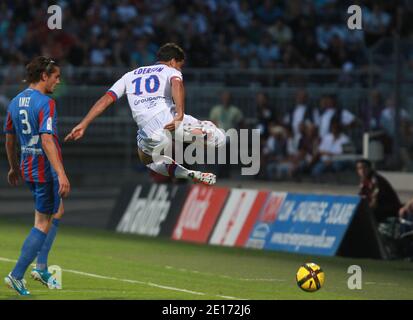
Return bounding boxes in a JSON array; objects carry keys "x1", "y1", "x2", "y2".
[
  {"x1": 11, "y1": 228, "x2": 47, "y2": 280},
  {"x1": 37, "y1": 219, "x2": 60, "y2": 271}
]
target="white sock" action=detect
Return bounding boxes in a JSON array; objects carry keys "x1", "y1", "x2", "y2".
[{"x1": 146, "y1": 155, "x2": 191, "y2": 179}]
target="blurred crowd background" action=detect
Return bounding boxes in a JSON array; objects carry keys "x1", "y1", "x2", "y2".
[
  {"x1": 1, "y1": 0, "x2": 413, "y2": 182},
  {"x1": 1, "y1": 0, "x2": 413, "y2": 70}
]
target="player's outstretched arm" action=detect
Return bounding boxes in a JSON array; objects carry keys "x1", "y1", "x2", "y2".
[
  {"x1": 64, "y1": 93, "x2": 114, "y2": 142},
  {"x1": 41, "y1": 133, "x2": 70, "y2": 197},
  {"x1": 164, "y1": 78, "x2": 185, "y2": 131},
  {"x1": 5, "y1": 134, "x2": 20, "y2": 186}
]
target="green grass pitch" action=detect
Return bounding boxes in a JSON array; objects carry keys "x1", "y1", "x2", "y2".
[{"x1": 0, "y1": 218, "x2": 412, "y2": 300}]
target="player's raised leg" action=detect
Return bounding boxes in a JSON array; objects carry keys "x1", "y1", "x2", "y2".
[{"x1": 138, "y1": 148, "x2": 216, "y2": 185}]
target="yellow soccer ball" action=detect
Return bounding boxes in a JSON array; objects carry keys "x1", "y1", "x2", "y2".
[{"x1": 296, "y1": 263, "x2": 325, "y2": 292}]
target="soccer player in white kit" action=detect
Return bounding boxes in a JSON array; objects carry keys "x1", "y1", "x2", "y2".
[{"x1": 65, "y1": 43, "x2": 225, "y2": 185}]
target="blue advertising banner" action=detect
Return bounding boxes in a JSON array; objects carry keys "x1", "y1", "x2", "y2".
[
  {"x1": 245, "y1": 192, "x2": 287, "y2": 249},
  {"x1": 262, "y1": 193, "x2": 361, "y2": 256}
]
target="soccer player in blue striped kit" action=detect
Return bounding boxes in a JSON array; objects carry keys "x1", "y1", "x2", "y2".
[{"x1": 3, "y1": 56, "x2": 70, "y2": 295}]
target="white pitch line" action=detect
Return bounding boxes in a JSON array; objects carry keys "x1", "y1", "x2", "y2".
[
  {"x1": 216, "y1": 295, "x2": 241, "y2": 300},
  {"x1": 165, "y1": 265, "x2": 286, "y2": 283},
  {"x1": 0, "y1": 257, "x2": 245, "y2": 299}
]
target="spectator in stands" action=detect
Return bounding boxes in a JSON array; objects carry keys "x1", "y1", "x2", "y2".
[
  {"x1": 363, "y1": 90, "x2": 385, "y2": 131},
  {"x1": 357, "y1": 159, "x2": 402, "y2": 223},
  {"x1": 296, "y1": 122, "x2": 320, "y2": 175},
  {"x1": 294, "y1": 31, "x2": 320, "y2": 68},
  {"x1": 210, "y1": 91, "x2": 243, "y2": 131},
  {"x1": 130, "y1": 39, "x2": 156, "y2": 67},
  {"x1": 263, "y1": 125, "x2": 287, "y2": 180},
  {"x1": 311, "y1": 121, "x2": 352, "y2": 178},
  {"x1": 254, "y1": 92, "x2": 275, "y2": 140},
  {"x1": 0, "y1": 1, "x2": 407, "y2": 73},
  {"x1": 210, "y1": 91, "x2": 243, "y2": 179},
  {"x1": 362, "y1": 90, "x2": 394, "y2": 157},
  {"x1": 255, "y1": 0, "x2": 283, "y2": 26},
  {"x1": 267, "y1": 18, "x2": 293, "y2": 46},
  {"x1": 269, "y1": 125, "x2": 302, "y2": 179},
  {"x1": 232, "y1": 0, "x2": 253, "y2": 30},
  {"x1": 364, "y1": 4, "x2": 392, "y2": 47},
  {"x1": 256, "y1": 33, "x2": 280, "y2": 68},
  {"x1": 326, "y1": 34, "x2": 351, "y2": 68},
  {"x1": 316, "y1": 19, "x2": 343, "y2": 51},
  {"x1": 317, "y1": 94, "x2": 357, "y2": 137},
  {"x1": 380, "y1": 96, "x2": 411, "y2": 139},
  {"x1": 89, "y1": 36, "x2": 111, "y2": 66},
  {"x1": 283, "y1": 89, "x2": 319, "y2": 139}
]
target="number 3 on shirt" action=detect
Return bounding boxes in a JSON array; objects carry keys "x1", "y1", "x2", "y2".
[
  {"x1": 132, "y1": 75, "x2": 160, "y2": 96},
  {"x1": 19, "y1": 109, "x2": 32, "y2": 134}
]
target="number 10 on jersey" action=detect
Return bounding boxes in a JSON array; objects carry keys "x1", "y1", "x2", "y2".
[{"x1": 132, "y1": 75, "x2": 160, "y2": 95}]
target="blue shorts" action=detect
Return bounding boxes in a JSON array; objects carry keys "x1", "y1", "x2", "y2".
[{"x1": 26, "y1": 180, "x2": 61, "y2": 215}]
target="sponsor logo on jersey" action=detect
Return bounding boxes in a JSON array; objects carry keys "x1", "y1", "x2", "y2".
[{"x1": 47, "y1": 117, "x2": 53, "y2": 131}]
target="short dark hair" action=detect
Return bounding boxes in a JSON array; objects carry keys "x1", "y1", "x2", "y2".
[
  {"x1": 25, "y1": 56, "x2": 59, "y2": 84},
  {"x1": 156, "y1": 43, "x2": 185, "y2": 62},
  {"x1": 356, "y1": 159, "x2": 373, "y2": 169}
]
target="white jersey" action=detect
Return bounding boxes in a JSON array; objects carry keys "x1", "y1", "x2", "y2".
[{"x1": 107, "y1": 63, "x2": 183, "y2": 128}]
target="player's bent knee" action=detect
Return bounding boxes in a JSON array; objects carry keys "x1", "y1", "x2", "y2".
[
  {"x1": 213, "y1": 127, "x2": 227, "y2": 148},
  {"x1": 202, "y1": 121, "x2": 226, "y2": 148},
  {"x1": 34, "y1": 218, "x2": 52, "y2": 233},
  {"x1": 138, "y1": 149, "x2": 153, "y2": 165}
]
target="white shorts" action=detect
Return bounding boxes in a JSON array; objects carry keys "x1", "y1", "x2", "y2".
[{"x1": 137, "y1": 109, "x2": 226, "y2": 156}]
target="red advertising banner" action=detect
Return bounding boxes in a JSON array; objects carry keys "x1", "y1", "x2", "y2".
[
  {"x1": 235, "y1": 191, "x2": 269, "y2": 247},
  {"x1": 209, "y1": 189, "x2": 268, "y2": 247},
  {"x1": 172, "y1": 185, "x2": 229, "y2": 243}
]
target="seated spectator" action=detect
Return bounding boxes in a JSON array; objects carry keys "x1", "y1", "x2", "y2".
[
  {"x1": 363, "y1": 90, "x2": 385, "y2": 131},
  {"x1": 380, "y1": 96, "x2": 411, "y2": 138},
  {"x1": 296, "y1": 122, "x2": 320, "y2": 175},
  {"x1": 116, "y1": 0, "x2": 138, "y2": 23},
  {"x1": 130, "y1": 39, "x2": 156, "y2": 66},
  {"x1": 210, "y1": 91, "x2": 244, "y2": 178},
  {"x1": 230, "y1": 33, "x2": 256, "y2": 60},
  {"x1": 364, "y1": 4, "x2": 391, "y2": 47},
  {"x1": 257, "y1": 33, "x2": 280, "y2": 67},
  {"x1": 276, "y1": 127, "x2": 303, "y2": 179},
  {"x1": 311, "y1": 121, "x2": 352, "y2": 178},
  {"x1": 326, "y1": 34, "x2": 351, "y2": 68},
  {"x1": 255, "y1": 0, "x2": 283, "y2": 25},
  {"x1": 283, "y1": 89, "x2": 319, "y2": 139},
  {"x1": 254, "y1": 92, "x2": 275, "y2": 140},
  {"x1": 357, "y1": 159, "x2": 402, "y2": 223},
  {"x1": 232, "y1": 0, "x2": 253, "y2": 30},
  {"x1": 269, "y1": 126, "x2": 302, "y2": 179},
  {"x1": 209, "y1": 91, "x2": 243, "y2": 131},
  {"x1": 263, "y1": 125, "x2": 287, "y2": 179},
  {"x1": 315, "y1": 20, "x2": 343, "y2": 50},
  {"x1": 317, "y1": 94, "x2": 357, "y2": 137},
  {"x1": 89, "y1": 36, "x2": 111, "y2": 66},
  {"x1": 267, "y1": 18, "x2": 292, "y2": 46}
]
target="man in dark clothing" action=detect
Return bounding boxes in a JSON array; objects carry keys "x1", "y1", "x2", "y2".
[{"x1": 356, "y1": 159, "x2": 402, "y2": 223}]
